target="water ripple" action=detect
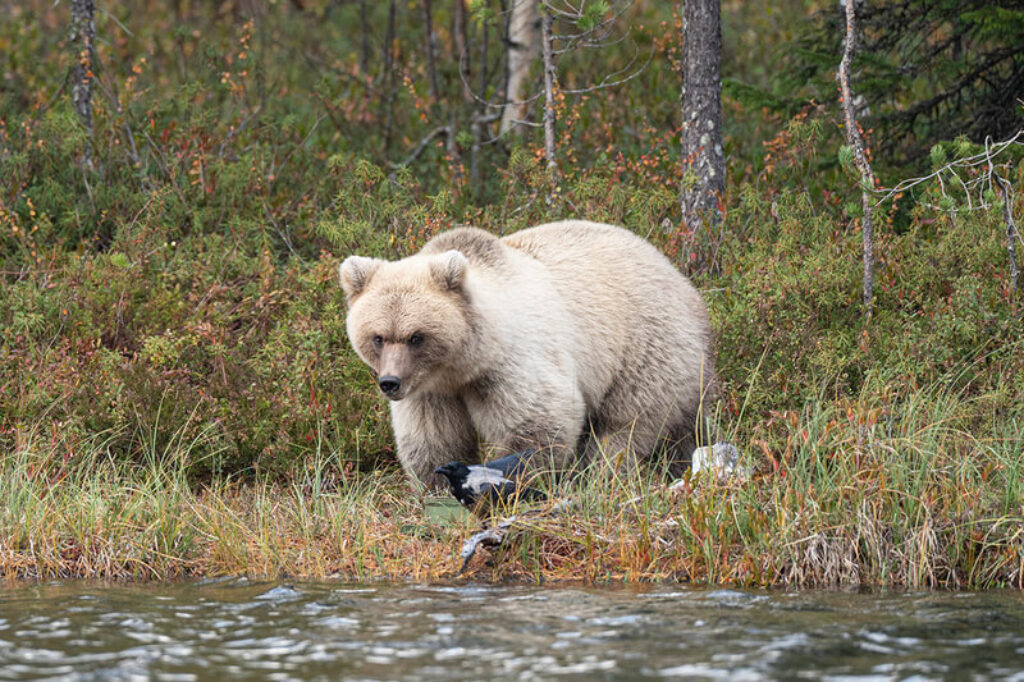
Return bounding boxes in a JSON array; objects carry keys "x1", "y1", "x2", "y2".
[{"x1": 0, "y1": 583, "x2": 1022, "y2": 680}]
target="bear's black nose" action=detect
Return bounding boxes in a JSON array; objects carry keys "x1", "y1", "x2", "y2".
[{"x1": 378, "y1": 375, "x2": 401, "y2": 396}]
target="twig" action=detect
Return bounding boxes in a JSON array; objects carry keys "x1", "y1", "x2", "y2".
[
  {"x1": 560, "y1": 42, "x2": 652, "y2": 95},
  {"x1": 263, "y1": 199, "x2": 305, "y2": 264},
  {"x1": 140, "y1": 131, "x2": 188, "y2": 210},
  {"x1": 90, "y1": 63, "x2": 150, "y2": 191},
  {"x1": 217, "y1": 105, "x2": 263, "y2": 161},
  {"x1": 876, "y1": 128, "x2": 1024, "y2": 296},
  {"x1": 97, "y1": 5, "x2": 134, "y2": 37},
  {"x1": 389, "y1": 126, "x2": 451, "y2": 171},
  {"x1": 549, "y1": 0, "x2": 635, "y2": 50},
  {"x1": 31, "y1": 69, "x2": 71, "y2": 124}
]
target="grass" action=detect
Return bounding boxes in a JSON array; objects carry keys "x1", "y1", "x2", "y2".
[
  {"x1": 2, "y1": 368, "x2": 1021, "y2": 589},
  {"x1": 0, "y1": 429, "x2": 469, "y2": 581}
]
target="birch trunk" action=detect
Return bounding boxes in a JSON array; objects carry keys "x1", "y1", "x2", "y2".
[
  {"x1": 540, "y1": 10, "x2": 557, "y2": 174},
  {"x1": 500, "y1": 0, "x2": 540, "y2": 137}
]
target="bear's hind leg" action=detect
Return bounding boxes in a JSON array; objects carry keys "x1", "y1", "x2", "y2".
[
  {"x1": 582, "y1": 403, "x2": 711, "y2": 477},
  {"x1": 580, "y1": 422, "x2": 659, "y2": 474}
]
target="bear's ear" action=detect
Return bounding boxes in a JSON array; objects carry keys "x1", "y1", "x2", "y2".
[
  {"x1": 429, "y1": 250, "x2": 468, "y2": 292},
  {"x1": 339, "y1": 256, "x2": 385, "y2": 301}
]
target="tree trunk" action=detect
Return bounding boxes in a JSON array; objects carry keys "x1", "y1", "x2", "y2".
[
  {"x1": 381, "y1": 0, "x2": 398, "y2": 156},
  {"x1": 478, "y1": 1, "x2": 489, "y2": 97},
  {"x1": 453, "y1": 0, "x2": 474, "y2": 103},
  {"x1": 500, "y1": 0, "x2": 540, "y2": 137},
  {"x1": 837, "y1": 0, "x2": 876, "y2": 315},
  {"x1": 996, "y1": 175, "x2": 1020, "y2": 295},
  {"x1": 359, "y1": 0, "x2": 369, "y2": 74},
  {"x1": 679, "y1": 0, "x2": 725, "y2": 244},
  {"x1": 70, "y1": 0, "x2": 96, "y2": 169},
  {"x1": 423, "y1": 0, "x2": 440, "y2": 100},
  {"x1": 540, "y1": 9, "x2": 557, "y2": 174}
]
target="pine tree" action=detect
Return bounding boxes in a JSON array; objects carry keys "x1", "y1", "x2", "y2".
[{"x1": 764, "y1": 1, "x2": 1024, "y2": 169}]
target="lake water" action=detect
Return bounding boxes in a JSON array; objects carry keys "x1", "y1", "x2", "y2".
[{"x1": 1, "y1": 580, "x2": 1023, "y2": 680}]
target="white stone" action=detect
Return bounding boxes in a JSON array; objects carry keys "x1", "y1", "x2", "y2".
[{"x1": 691, "y1": 442, "x2": 748, "y2": 479}]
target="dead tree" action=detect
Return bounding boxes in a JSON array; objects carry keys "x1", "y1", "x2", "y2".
[
  {"x1": 530, "y1": 2, "x2": 645, "y2": 175},
  {"x1": 996, "y1": 173, "x2": 1020, "y2": 295},
  {"x1": 837, "y1": 0, "x2": 876, "y2": 315},
  {"x1": 679, "y1": 0, "x2": 725, "y2": 255}
]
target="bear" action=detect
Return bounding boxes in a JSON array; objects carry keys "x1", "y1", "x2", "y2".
[{"x1": 339, "y1": 220, "x2": 715, "y2": 489}]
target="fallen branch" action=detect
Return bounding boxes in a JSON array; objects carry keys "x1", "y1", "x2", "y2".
[{"x1": 458, "y1": 498, "x2": 574, "y2": 573}]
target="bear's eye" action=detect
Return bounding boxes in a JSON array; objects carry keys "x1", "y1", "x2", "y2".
[
  {"x1": 408, "y1": 332, "x2": 425, "y2": 347},
  {"x1": 372, "y1": 335, "x2": 384, "y2": 349}
]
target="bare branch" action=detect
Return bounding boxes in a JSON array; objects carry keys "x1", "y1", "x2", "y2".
[
  {"x1": 561, "y1": 41, "x2": 652, "y2": 95},
  {"x1": 389, "y1": 125, "x2": 451, "y2": 170},
  {"x1": 875, "y1": 129, "x2": 1024, "y2": 209},
  {"x1": 550, "y1": 0, "x2": 634, "y2": 49}
]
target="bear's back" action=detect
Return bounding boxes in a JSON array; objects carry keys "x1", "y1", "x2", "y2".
[
  {"x1": 500, "y1": 220, "x2": 707, "y2": 328},
  {"x1": 500, "y1": 220, "x2": 712, "y2": 414}
]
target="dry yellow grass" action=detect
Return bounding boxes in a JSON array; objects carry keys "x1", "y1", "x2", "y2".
[{"x1": 2, "y1": 378, "x2": 1022, "y2": 587}]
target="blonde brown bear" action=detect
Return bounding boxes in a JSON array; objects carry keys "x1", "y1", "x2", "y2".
[{"x1": 339, "y1": 220, "x2": 715, "y2": 488}]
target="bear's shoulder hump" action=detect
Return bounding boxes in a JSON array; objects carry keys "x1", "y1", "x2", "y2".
[{"x1": 421, "y1": 227, "x2": 506, "y2": 268}]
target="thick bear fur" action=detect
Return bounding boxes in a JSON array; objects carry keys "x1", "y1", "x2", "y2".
[{"x1": 339, "y1": 220, "x2": 715, "y2": 488}]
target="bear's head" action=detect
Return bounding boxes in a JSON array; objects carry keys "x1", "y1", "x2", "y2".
[{"x1": 339, "y1": 250, "x2": 472, "y2": 401}]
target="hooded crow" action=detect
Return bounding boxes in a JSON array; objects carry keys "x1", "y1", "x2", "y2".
[{"x1": 434, "y1": 451, "x2": 545, "y2": 514}]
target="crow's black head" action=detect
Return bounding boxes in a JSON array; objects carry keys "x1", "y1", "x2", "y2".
[
  {"x1": 434, "y1": 461, "x2": 477, "y2": 507},
  {"x1": 435, "y1": 461, "x2": 470, "y2": 484}
]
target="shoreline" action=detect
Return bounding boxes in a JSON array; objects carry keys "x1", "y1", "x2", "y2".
[{"x1": 3, "y1": 405, "x2": 1022, "y2": 589}]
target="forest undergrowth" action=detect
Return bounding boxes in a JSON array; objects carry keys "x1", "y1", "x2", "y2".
[{"x1": 1, "y1": 0, "x2": 1021, "y2": 586}]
